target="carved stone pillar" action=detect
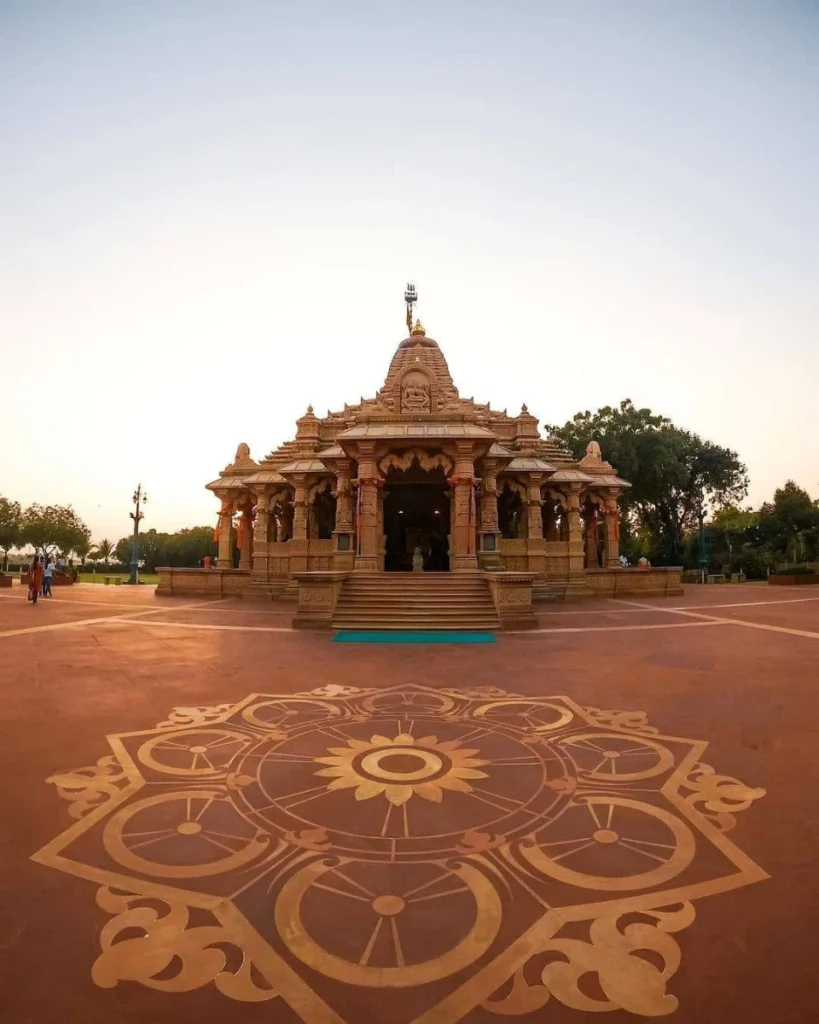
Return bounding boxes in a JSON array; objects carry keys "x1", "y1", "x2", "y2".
[
  {"x1": 287, "y1": 478, "x2": 309, "y2": 574},
  {"x1": 355, "y1": 445, "x2": 381, "y2": 572},
  {"x1": 253, "y1": 499, "x2": 270, "y2": 548},
  {"x1": 450, "y1": 445, "x2": 478, "y2": 572},
  {"x1": 478, "y1": 459, "x2": 502, "y2": 566},
  {"x1": 332, "y1": 460, "x2": 356, "y2": 569},
  {"x1": 604, "y1": 494, "x2": 621, "y2": 567},
  {"x1": 526, "y1": 475, "x2": 544, "y2": 540},
  {"x1": 216, "y1": 498, "x2": 234, "y2": 568},
  {"x1": 292, "y1": 482, "x2": 308, "y2": 541},
  {"x1": 251, "y1": 489, "x2": 271, "y2": 576},
  {"x1": 567, "y1": 487, "x2": 582, "y2": 544},
  {"x1": 525, "y1": 474, "x2": 546, "y2": 573}
]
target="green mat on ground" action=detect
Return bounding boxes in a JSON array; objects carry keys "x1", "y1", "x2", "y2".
[{"x1": 333, "y1": 631, "x2": 496, "y2": 644}]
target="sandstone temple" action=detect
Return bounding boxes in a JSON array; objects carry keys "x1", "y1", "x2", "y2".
[{"x1": 158, "y1": 309, "x2": 682, "y2": 627}]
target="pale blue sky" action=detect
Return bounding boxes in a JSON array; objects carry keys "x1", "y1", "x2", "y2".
[{"x1": 2, "y1": 1, "x2": 817, "y2": 540}]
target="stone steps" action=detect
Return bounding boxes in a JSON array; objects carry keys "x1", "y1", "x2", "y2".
[{"x1": 332, "y1": 573, "x2": 499, "y2": 631}]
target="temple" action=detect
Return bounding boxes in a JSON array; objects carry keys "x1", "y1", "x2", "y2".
[{"x1": 158, "y1": 306, "x2": 682, "y2": 624}]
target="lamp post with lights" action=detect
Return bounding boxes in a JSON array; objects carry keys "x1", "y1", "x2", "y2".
[{"x1": 128, "y1": 484, "x2": 147, "y2": 585}]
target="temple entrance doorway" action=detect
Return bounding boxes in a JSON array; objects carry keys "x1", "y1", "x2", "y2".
[{"x1": 383, "y1": 466, "x2": 450, "y2": 572}]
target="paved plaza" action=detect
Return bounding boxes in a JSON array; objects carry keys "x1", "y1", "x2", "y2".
[{"x1": 1, "y1": 583, "x2": 817, "y2": 1023}]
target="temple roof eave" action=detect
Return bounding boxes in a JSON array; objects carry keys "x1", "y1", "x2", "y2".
[
  {"x1": 503, "y1": 457, "x2": 557, "y2": 474},
  {"x1": 585, "y1": 474, "x2": 632, "y2": 489},
  {"x1": 240, "y1": 469, "x2": 289, "y2": 487},
  {"x1": 487, "y1": 443, "x2": 516, "y2": 460},
  {"x1": 546, "y1": 469, "x2": 596, "y2": 485},
  {"x1": 337, "y1": 422, "x2": 497, "y2": 441},
  {"x1": 278, "y1": 458, "x2": 333, "y2": 475},
  {"x1": 205, "y1": 476, "x2": 250, "y2": 494}
]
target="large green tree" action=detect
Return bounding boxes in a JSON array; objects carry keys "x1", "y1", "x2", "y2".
[
  {"x1": 757, "y1": 481, "x2": 819, "y2": 562},
  {"x1": 548, "y1": 400, "x2": 749, "y2": 564},
  {"x1": 115, "y1": 526, "x2": 217, "y2": 572},
  {"x1": 20, "y1": 504, "x2": 91, "y2": 561},
  {"x1": 0, "y1": 496, "x2": 22, "y2": 571}
]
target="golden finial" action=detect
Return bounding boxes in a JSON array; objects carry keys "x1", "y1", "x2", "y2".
[{"x1": 411, "y1": 319, "x2": 426, "y2": 336}]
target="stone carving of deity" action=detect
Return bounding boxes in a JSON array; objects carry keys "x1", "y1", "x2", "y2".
[{"x1": 402, "y1": 384, "x2": 431, "y2": 412}]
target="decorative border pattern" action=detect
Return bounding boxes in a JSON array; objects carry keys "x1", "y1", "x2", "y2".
[{"x1": 33, "y1": 685, "x2": 767, "y2": 1022}]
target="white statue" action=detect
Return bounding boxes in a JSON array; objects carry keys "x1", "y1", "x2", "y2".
[{"x1": 412, "y1": 546, "x2": 425, "y2": 572}]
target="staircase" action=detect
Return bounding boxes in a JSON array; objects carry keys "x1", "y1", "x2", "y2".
[{"x1": 332, "y1": 573, "x2": 499, "y2": 631}]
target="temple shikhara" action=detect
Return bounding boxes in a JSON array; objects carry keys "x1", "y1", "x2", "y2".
[{"x1": 159, "y1": 290, "x2": 682, "y2": 627}]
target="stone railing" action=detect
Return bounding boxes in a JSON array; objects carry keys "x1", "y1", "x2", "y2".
[
  {"x1": 584, "y1": 567, "x2": 684, "y2": 597},
  {"x1": 292, "y1": 572, "x2": 350, "y2": 630},
  {"x1": 482, "y1": 572, "x2": 537, "y2": 630},
  {"x1": 497, "y1": 538, "x2": 584, "y2": 579},
  {"x1": 156, "y1": 568, "x2": 251, "y2": 598}
]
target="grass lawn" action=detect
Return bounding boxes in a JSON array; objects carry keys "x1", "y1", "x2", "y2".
[{"x1": 78, "y1": 572, "x2": 160, "y2": 585}]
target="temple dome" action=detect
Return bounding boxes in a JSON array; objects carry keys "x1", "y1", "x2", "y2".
[
  {"x1": 398, "y1": 333, "x2": 440, "y2": 350},
  {"x1": 398, "y1": 320, "x2": 439, "y2": 349},
  {"x1": 381, "y1": 322, "x2": 458, "y2": 405}
]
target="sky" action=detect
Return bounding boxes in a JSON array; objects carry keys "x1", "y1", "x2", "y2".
[{"x1": 1, "y1": 1, "x2": 817, "y2": 543}]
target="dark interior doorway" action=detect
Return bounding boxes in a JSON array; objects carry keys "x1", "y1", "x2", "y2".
[{"x1": 383, "y1": 468, "x2": 450, "y2": 572}]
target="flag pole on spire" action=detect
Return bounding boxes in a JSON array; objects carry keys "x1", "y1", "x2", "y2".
[{"x1": 404, "y1": 282, "x2": 417, "y2": 334}]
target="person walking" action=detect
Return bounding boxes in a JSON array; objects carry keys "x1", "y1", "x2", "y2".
[
  {"x1": 42, "y1": 557, "x2": 54, "y2": 597},
  {"x1": 28, "y1": 555, "x2": 44, "y2": 604}
]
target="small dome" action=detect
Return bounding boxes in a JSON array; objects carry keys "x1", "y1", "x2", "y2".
[{"x1": 398, "y1": 333, "x2": 440, "y2": 350}]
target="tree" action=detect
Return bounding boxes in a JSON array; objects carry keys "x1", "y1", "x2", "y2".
[
  {"x1": 694, "y1": 506, "x2": 767, "y2": 576},
  {"x1": 114, "y1": 526, "x2": 217, "y2": 572},
  {"x1": 20, "y1": 504, "x2": 91, "y2": 561},
  {"x1": 757, "y1": 481, "x2": 819, "y2": 563},
  {"x1": 91, "y1": 538, "x2": 116, "y2": 564},
  {"x1": 72, "y1": 529, "x2": 94, "y2": 565},
  {"x1": 0, "y1": 496, "x2": 21, "y2": 571},
  {"x1": 549, "y1": 400, "x2": 749, "y2": 564}
]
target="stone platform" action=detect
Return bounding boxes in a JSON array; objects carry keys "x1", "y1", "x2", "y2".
[{"x1": 0, "y1": 581, "x2": 817, "y2": 1022}]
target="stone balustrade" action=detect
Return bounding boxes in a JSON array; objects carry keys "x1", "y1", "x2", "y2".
[
  {"x1": 292, "y1": 572, "x2": 351, "y2": 630},
  {"x1": 482, "y1": 571, "x2": 538, "y2": 630},
  {"x1": 584, "y1": 566, "x2": 684, "y2": 597}
]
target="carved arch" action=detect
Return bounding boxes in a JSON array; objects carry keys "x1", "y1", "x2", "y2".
[
  {"x1": 583, "y1": 489, "x2": 608, "y2": 512},
  {"x1": 307, "y1": 477, "x2": 334, "y2": 503},
  {"x1": 266, "y1": 486, "x2": 294, "y2": 511},
  {"x1": 378, "y1": 449, "x2": 454, "y2": 477},
  {"x1": 544, "y1": 486, "x2": 568, "y2": 510},
  {"x1": 498, "y1": 477, "x2": 527, "y2": 498}
]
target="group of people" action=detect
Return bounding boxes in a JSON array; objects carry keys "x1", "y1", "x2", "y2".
[{"x1": 27, "y1": 555, "x2": 60, "y2": 604}]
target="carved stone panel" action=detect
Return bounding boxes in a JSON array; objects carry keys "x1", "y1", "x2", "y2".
[{"x1": 400, "y1": 370, "x2": 432, "y2": 414}]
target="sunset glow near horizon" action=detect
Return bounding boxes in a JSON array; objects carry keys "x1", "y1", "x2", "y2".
[{"x1": 2, "y1": 2, "x2": 817, "y2": 541}]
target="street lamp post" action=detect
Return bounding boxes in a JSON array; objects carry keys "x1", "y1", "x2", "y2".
[
  {"x1": 129, "y1": 484, "x2": 147, "y2": 585},
  {"x1": 698, "y1": 504, "x2": 708, "y2": 585}
]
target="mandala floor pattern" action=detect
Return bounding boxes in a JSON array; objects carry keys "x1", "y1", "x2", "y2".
[{"x1": 34, "y1": 684, "x2": 767, "y2": 1023}]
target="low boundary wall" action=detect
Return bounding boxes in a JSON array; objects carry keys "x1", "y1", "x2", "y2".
[
  {"x1": 156, "y1": 568, "x2": 253, "y2": 598},
  {"x1": 584, "y1": 567, "x2": 684, "y2": 598}
]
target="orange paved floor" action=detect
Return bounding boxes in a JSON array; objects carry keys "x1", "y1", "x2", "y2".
[{"x1": 1, "y1": 582, "x2": 817, "y2": 1023}]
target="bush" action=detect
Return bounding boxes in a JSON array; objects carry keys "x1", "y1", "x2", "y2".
[{"x1": 772, "y1": 565, "x2": 816, "y2": 576}]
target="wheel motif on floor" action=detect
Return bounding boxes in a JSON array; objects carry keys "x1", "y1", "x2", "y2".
[
  {"x1": 34, "y1": 684, "x2": 767, "y2": 1023},
  {"x1": 519, "y1": 795, "x2": 695, "y2": 890},
  {"x1": 137, "y1": 728, "x2": 250, "y2": 776},
  {"x1": 558, "y1": 731, "x2": 675, "y2": 781},
  {"x1": 103, "y1": 790, "x2": 269, "y2": 877}
]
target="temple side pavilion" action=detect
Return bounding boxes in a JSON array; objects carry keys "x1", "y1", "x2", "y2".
[{"x1": 158, "y1": 317, "x2": 682, "y2": 623}]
